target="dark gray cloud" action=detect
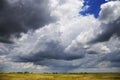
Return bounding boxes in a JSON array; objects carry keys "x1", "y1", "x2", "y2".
[
  {"x1": 105, "y1": 51, "x2": 120, "y2": 63},
  {"x1": 0, "y1": 0, "x2": 55, "y2": 43},
  {"x1": 11, "y1": 41, "x2": 85, "y2": 64},
  {"x1": 97, "y1": 50, "x2": 120, "y2": 69},
  {"x1": 0, "y1": 0, "x2": 5, "y2": 10},
  {"x1": 90, "y1": 17, "x2": 120, "y2": 43},
  {"x1": 34, "y1": 59, "x2": 81, "y2": 72}
]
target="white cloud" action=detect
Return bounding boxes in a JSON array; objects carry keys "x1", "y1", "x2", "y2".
[
  {"x1": 49, "y1": 0, "x2": 83, "y2": 19},
  {"x1": 99, "y1": 1, "x2": 120, "y2": 23}
]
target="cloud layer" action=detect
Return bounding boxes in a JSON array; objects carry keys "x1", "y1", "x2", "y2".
[{"x1": 0, "y1": 0, "x2": 120, "y2": 72}]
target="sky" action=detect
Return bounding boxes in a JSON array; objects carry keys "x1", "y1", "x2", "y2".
[
  {"x1": 0, "y1": 0, "x2": 120, "y2": 72},
  {"x1": 80, "y1": 0, "x2": 108, "y2": 17}
]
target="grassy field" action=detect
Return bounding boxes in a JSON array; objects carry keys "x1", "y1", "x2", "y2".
[{"x1": 0, "y1": 73, "x2": 120, "y2": 80}]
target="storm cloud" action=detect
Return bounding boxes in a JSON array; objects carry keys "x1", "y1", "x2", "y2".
[
  {"x1": 0, "y1": 0, "x2": 55, "y2": 43},
  {"x1": 11, "y1": 41, "x2": 84, "y2": 63}
]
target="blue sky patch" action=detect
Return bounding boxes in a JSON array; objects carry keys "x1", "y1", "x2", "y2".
[{"x1": 80, "y1": 0, "x2": 108, "y2": 18}]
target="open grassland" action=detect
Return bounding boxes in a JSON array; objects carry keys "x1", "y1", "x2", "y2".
[{"x1": 0, "y1": 73, "x2": 120, "y2": 80}]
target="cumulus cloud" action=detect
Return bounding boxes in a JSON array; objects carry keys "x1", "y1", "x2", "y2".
[
  {"x1": 3, "y1": 0, "x2": 91, "y2": 70},
  {"x1": 5, "y1": 0, "x2": 83, "y2": 60},
  {"x1": 0, "y1": 0, "x2": 55, "y2": 43},
  {"x1": 0, "y1": 0, "x2": 120, "y2": 72},
  {"x1": 90, "y1": 1, "x2": 120, "y2": 43}
]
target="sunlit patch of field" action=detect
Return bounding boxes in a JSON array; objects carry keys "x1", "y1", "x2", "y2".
[{"x1": 0, "y1": 72, "x2": 120, "y2": 80}]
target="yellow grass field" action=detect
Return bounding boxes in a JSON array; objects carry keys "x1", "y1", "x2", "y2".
[{"x1": 0, "y1": 73, "x2": 120, "y2": 80}]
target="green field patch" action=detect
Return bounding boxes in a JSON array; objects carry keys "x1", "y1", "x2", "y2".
[{"x1": 0, "y1": 73, "x2": 120, "y2": 80}]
